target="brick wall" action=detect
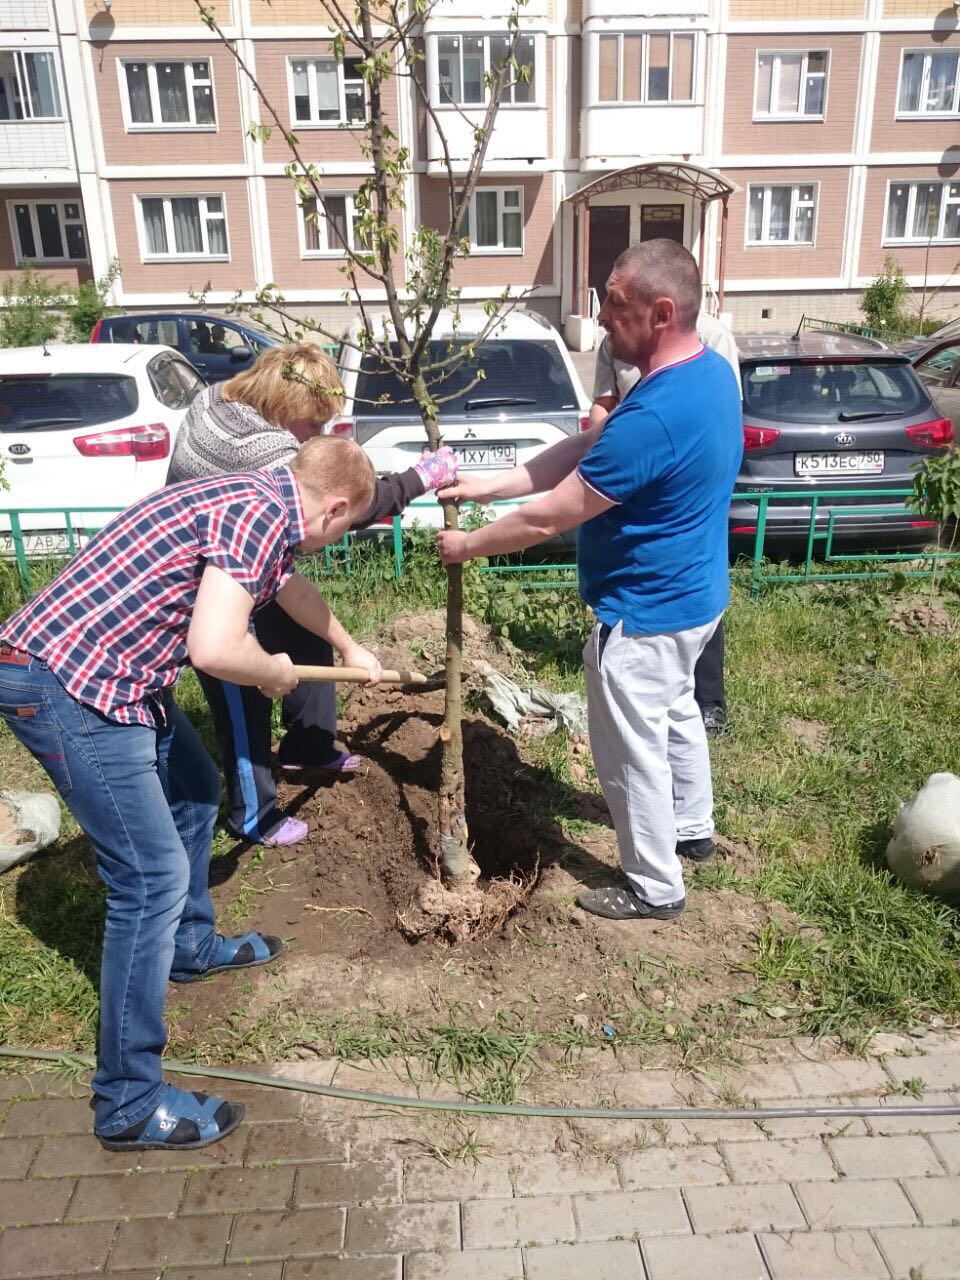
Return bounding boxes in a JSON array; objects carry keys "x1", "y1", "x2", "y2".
[
  {"x1": 723, "y1": 34, "x2": 862, "y2": 155},
  {"x1": 0, "y1": 0, "x2": 51, "y2": 30},
  {"x1": 0, "y1": 186, "x2": 93, "y2": 288},
  {"x1": 263, "y1": 174, "x2": 405, "y2": 292},
  {"x1": 722, "y1": 165, "x2": 848, "y2": 279},
  {"x1": 84, "y1": 0, "x2": 232, "y2": 26},
  {"x1": 859, "y1": 165, "x2": 960, "y2": 279},
  {"x1": 728, "y1": 0, "x2": 866, "y2": 17},
  {"x1": 107, "y1": 176, "x2": 255, "y2": 293},
  {"x1": 255, "y1": 39, "x2": 397, "y2": 168},
  {"x1": 92, "y1": 42, "x2": 245, "y2": 167},
  {"x1": 871, "y1": 31, "x2": 960, "y2": 154},
  {"x1": 882, "y1": 0, "x2": 944, "y2": 16},
  {"x1": 418, "y1": 175, "x2": 555, "y2": 289},
  {"x1": 249, "y1": 0, "x2": 341, "y2": 23}
]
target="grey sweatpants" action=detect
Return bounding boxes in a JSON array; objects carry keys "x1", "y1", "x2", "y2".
[{"x1": 584, "y1": 615, "x2": 721, "y2": 906}]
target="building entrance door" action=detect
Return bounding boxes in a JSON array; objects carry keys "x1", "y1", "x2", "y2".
[
  {"x1": 641, "y1": 204, "x2": 685, "y2": 244},
  {"x1": 588, "y1": 205, "x2": 630, "y2": 302}
]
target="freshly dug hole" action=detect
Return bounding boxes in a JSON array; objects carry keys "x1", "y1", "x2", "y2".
[{"x1": 316, "y1": 687, "x2": 561, "y2": 942}]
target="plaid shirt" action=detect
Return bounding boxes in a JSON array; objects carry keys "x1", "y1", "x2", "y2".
[{"x1": 1, "y1": 466, "x2": 306, "y2": 728}]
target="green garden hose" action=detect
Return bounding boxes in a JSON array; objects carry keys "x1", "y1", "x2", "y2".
[{"x1": 2, "y1": 1045, "x2": 958, "y2": 1121}]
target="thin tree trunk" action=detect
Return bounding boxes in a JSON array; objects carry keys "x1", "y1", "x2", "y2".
[
  {"x1": 419, "y1": 391, "x2": 477, "y2": 887},
  {"x1": 438, "y1": 521, "x2": 474, "y2": 886}
]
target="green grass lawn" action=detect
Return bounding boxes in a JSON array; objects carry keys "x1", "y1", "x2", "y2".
[{"x1": 1, "y1": 541, "x2": 959, "y2": 1074}]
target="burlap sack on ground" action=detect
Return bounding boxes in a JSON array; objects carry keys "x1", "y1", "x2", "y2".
[
  {"x1": 0, "y1": 790, "x2": 61, "y2": 873},
  {"x1": 886, "y1": 772, "x2": 960, "y2": 903}
]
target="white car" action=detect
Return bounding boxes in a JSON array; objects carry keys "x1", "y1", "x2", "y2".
[
  {"x1": 0, "y1": 343, "x2": 203, "y2": 557},
  {"x1": 336, "y1": 308, "x2": 590, "y2": 530}
]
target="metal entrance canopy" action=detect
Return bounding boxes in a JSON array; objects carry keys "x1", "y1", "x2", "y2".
[{"x1": 564, "y1": 160, "x2": 740, "y2": 313}]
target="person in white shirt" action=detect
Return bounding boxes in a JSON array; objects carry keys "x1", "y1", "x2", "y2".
[{"x1": 590, "y1": 310, "x2": 742, "y2": 737}]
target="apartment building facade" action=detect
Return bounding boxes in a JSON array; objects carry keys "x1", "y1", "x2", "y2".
[{"x1": 1, "y1": 0, "x2": 957, "y2": 337}]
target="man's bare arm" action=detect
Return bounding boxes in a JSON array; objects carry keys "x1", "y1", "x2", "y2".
[
  {"x1": 437, "y1": 470, "x2": 614, "y2": 563},
  {"x1": 187, "y1": 564, "x2": 296, "y2": 697},
  {"x1": 276, "y1": 571, "x2": 382, "y2": 683},
  {"x1": 590, "y1": 397, "x2": 616, "y2": 428},
  {"x1": 438, "y1": 423, "x2": 604, "y2": 505}
]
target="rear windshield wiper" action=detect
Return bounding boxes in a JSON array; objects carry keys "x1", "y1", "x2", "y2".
[
  {"x1": 12, "y1": 416, "x2": 83, "y2": 427},
  {"x1": 463, "y1": 397, "x2": 537, "y2": 410},
  {"x1": 837, "y1": 410, "x2": 904, "y2": 422}
]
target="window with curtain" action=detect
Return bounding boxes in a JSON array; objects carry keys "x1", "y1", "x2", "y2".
[
  {"x1": 436, "y1": 33, "x2": 537, "y2": 106},
  {"x1": 469, "y1": 187, "x2": 523, "y2": 251},
  {"x1": 300, "y1": 193, "x2": 367, "y2": 254},
  {"x1": 754, "y1": 50, "x2": 828, "y2": 117},
  {"x1": 137, "y1": 194, "x2": 228, "y2": 258},
  {"x1": 885, "y1": 181, "x2": 960, "y2": 242},
  {"x1": 747, "y1": 184, "x2": 817, "y2": 244},
  {"x1": 0, "y1": 49, "x2": 63, "y2": 119},
  {"x1": 121, "y1": 59, "x2": 216, "y2": 128},
  {"x1": 898, "y1": 50, "x2": 960, "y2": 115},
  {"x1": 9, "y1": 200, "x2": 87, "y2": 262},
  {"x1": 289, "y1": 56, "x2": 366, "y2": 124},
  {"x1": 595, "y1": 32, "x2": 696, "y2": 104}
]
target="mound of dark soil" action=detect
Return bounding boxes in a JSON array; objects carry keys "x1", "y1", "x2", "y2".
[{"x1": 306, "y1": 685, "x2": 570, "y2": 943}]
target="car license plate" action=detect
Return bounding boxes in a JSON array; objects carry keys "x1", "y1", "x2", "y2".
[
  {"x1": 451, "y1": 442, "x2": 517, "y2": 471},
  {"x1": 0, "y1": 530, "x2": 89, "y2": 557},
  {"x1": 794, "y1": 451, "x2": 884, "y2": 476}
]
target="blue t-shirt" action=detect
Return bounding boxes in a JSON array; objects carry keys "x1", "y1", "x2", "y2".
[{"x1": 576, "y1": 346, "x2": 742, "y2": 635}]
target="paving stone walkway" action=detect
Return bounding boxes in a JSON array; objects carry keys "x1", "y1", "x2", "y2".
[{"x1": 1, "y1": 1032, "x2": 959, "y2": 1280}]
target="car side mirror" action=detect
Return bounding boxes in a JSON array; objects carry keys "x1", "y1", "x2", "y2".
[{"x1": 229, "y1": 346, "x2": 254, "y2": 362}]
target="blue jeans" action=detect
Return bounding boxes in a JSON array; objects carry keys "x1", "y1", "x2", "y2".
[{"x1": 0, "y1": 654, "x2": 221, "y2": 1136}]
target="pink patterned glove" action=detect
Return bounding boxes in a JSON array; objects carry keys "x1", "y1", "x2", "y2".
[{"x1": 414, "y1": 445, "x2": 459, "y2": 492}]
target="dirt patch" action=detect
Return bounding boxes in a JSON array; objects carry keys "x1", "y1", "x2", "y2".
[
  {"x1": 785, "y1": 717, "x2": 831, "y2": 752},
  {"x1": 371, "y1": 610, "x2": 520, "y2": 686},
  {"x1": 888, "y1": 599, "x2": 953, "y2": 636},
  {"x1": 176, "y1": 676, "x2": 800, "y2": 1073}
]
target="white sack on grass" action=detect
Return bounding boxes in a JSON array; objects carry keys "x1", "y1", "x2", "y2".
[
  {"x1": 479, "y1": 662, "x2": 588, "y2": 737},
  {"x1": 0, "y1": 790, "x2": 61, "y2": 874},
  {"x1": 885, "y1": 772, "x2": 960, "y2": 904}
]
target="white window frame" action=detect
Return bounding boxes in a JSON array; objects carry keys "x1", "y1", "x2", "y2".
[
  {"x1": 595, "y1": 31, "x2": 699, "y2": 106},
  {"x1": 746, "y1": 183, "x2": 818, "y2": 246},
  {"x1": 896, "y1": 48, "x2": 960, "y2": 118},
  {"x1": 134, "y1": 193, "x2": 229, "y2": 262},
  {"x1": 118, "y1": 57, "x2": 217, "y2": 131},
  {"x1": 0, "y1": 48, "x2": 65, "y2": 121},
  {"x1": 434, "y1": 32, "x2": 538, "y2": 108},
  {"x1": 287, "y1": 55, "x2": 366, "y2": 128},
  {"x1": 883, "y1": 180, "x2": 960, "y2": 245},
  {"x1": 753, "y1": 49, "x2": 829, "y2": 120},
  {"x1": 467, "y1": 186, "x2": 524, "y2": 254},
  {"x1": 8, "y1": 199, "x2": 87, "y2": 264},
  {"x1": 298, "y1": 192, "x2": 365, "y2": 257}
]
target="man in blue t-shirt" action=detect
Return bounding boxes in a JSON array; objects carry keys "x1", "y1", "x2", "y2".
[{"x1": 437, "y1": 240, "x2": 743, "y2": 922}]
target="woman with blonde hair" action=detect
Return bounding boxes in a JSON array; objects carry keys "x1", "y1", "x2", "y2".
[{"x1": 169, "y1": 340, "x2": 457, "y2": 847}]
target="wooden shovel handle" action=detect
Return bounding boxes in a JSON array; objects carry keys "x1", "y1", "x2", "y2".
[{"x1": 292, "y1": 665, "x2": 427, "y2": 684}]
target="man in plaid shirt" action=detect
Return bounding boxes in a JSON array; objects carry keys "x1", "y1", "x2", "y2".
[{"x1": 0, "y1": 435, "x2": 381, "y2": 1152}]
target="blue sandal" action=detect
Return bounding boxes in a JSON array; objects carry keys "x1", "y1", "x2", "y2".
[
  {"x1": 97, "y1": 1084, "x2": 243, "y2": 1151},
  {"x1": 169, "y1": 931, "x2": 283, "y2": 984}
]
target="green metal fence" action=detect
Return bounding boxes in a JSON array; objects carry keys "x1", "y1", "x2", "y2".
[
  {"x1": 398, "y1": 491, "x2": 959, "y2": 596},
  {"x1": 3, "y1": 489, "x2": 956, "y2": 603},
  {"x1": 799, "y1": 316, "x2": 924, "y2": 344},
  {"x1": 735, "y1": 487, "x2": 959, "y2": 594},
  {"x1": 0, "y1": 507, "x2": 122, "y2": 599}
]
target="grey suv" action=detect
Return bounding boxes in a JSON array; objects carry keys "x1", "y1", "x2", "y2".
[{"x1": 732, "y1": 331, "x2": 953, "y2": 551}]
